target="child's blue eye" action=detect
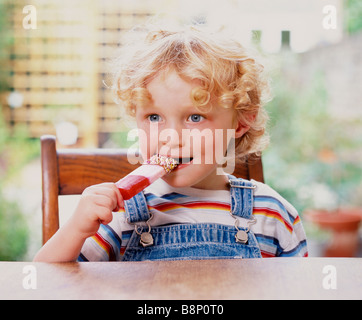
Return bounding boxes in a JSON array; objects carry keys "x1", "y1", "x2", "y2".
[
  {"x1": 188, "y1": 114, "x2": 205, "y2": 123},
  {"x1": 148, "y1": 114, "x2": 162, "y2": 122}
]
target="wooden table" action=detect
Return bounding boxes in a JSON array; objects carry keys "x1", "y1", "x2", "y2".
[{"x1": 1, "y1": 258, "x2": 361, "y2": 300}]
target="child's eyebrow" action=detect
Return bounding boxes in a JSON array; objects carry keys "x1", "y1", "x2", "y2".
[
  {"x1": 136, "y1": 101, "x2": 158, "y2": 111},
  {"x1": 140, "y1": 103, "x2": 201, "y2": 112}
]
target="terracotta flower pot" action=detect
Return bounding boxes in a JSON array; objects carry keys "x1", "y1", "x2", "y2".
[{"x1": 304, "y1": 208, "x2": 362, "y2": 257}]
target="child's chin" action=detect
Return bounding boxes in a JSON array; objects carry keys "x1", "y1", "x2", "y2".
[
  {"x1": 162, "y1": 175, "x2": 196, "y2": 189},
  {"x1": 164, "y1": 163, "x2": 218, "y2": 187}
]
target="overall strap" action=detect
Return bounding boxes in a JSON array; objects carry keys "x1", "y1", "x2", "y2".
[
  {"x1": 124, "y1": 177, "x2": 255, "y2": 222},
  {"x1": 228, "y1": 175, "x2": 256, "y2": 219},
  {"x1": 124, "y1": 191, "x2": 151, "y2": 223}
]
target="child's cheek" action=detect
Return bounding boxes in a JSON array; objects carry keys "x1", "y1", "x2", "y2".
[
  {"x1": 204, "y1": 133, "x2": 215, "y2": 163},
  {"x1": 137, "y1": 129, "x2": 155, "y2": 161},
  {"x1": 204, "y1": 130, "x2": 230, "y2": 163},
  {"x1": 135, "y1": 122, "x2": 160, "y2": 160},
  {"x1": 213, "y1": 129, "x2": 236, "y2": 166}
]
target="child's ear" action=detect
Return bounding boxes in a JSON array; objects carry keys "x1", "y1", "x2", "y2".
[{"x1": 234, "y1": 113, "x2": 256, "y2": 138}]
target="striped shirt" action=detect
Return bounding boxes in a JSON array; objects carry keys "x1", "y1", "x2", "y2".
[{"x1": 79, "y1": 178, "x2": 308, "y2": 261}]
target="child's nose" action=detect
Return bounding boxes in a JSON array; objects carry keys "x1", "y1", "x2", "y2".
[{"x1": 159, "y1": 127, "x2": 184, "y2": 148}]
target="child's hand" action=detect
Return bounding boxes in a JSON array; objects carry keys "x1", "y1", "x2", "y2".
[{"x1": 71, "y1": 183, "x2": 124, "y2": 240}]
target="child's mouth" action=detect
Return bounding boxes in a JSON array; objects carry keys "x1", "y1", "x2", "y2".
[
  {"x1": 172, "y1": 157, "x2": 194, "y2": 171},
  {"x1": 152, "y1": 154, "x2": 193, "y2": 171},
  {"x1": 173, "y1": 157, "x2": 193, "y2": 164}
]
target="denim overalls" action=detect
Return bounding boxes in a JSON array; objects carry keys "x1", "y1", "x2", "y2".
[{"x1": 122, "y1": 176, "x2": 262, "y2": 261}]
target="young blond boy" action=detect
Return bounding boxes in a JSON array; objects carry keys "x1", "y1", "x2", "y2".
[{"x1": 35, "y1": 25, "x2": 307, "y2": 262}]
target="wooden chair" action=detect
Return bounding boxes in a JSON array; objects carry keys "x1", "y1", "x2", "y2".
[{"x1": 41, "y1": 134, "x2": 264, "y2": 244}]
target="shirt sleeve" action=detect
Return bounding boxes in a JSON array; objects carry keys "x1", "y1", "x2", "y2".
[
  {"x1": 252, "y1": 181, "x2": 308, "y2": 258},
  {"x1": 277, "y1": 210, "x2": 308, "y2": 257}
]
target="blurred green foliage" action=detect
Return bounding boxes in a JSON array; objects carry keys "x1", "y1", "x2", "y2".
[
  {"x1": 0, "y1": 107, "x2": 40, "y2": 182},
  {"x1": 0, "y1": 193, "x2": 29, "y2": 260},
  {"x1": 0, "y1": 1, "x2": 12, "y2": 91},
  {"x1": 263, "y1": 54, "x2": 362, "y2": 214},
  {"x1": 0, "y1": 121, "x2": 32, "y2": 261},
  {"x1": 0, "y1": 105, "x2": 34, "y2": 261},
  {"x1": 0, "y1": 1, "x2": 38, "y2": 260},
  {"x1": 345, "y1": 0, "x2": 362, "y2": 34},
  {"x1": 110, "y1": 130, "x2": 138, "y2": 149}
]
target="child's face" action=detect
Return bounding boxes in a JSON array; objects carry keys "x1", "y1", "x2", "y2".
[{"x1": 135, "y1": 69, "x2": 248, "y2": 190}]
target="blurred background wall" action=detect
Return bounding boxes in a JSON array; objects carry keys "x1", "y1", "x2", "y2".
[{"x1": 0, "y1": 0, "x2": 352, "y2": 147}]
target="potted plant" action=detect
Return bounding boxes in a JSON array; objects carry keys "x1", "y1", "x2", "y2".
[{"x1": 303, "y1": 149, "x2": 362, "y2": 257}]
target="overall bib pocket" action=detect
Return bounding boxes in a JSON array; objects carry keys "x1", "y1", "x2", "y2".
[{"x1": 122, "y1": 176, "x2": 262, "y2": 261}]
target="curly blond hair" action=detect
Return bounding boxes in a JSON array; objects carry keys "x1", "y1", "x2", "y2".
[{"x1": 111, "y1": 23, "x2": 270, "y2": 161}]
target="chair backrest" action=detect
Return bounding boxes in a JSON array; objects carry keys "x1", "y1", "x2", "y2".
[{"x1": 41, "y1": 134, "x2": 264, "y2": 244}]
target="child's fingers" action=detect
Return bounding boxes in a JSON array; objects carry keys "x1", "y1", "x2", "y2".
[
  {"x1": 96, "y1": 183, "x2": 124, "y2": 211},
  {"x1": 83, "y1": 183, "x2": 122, "y2": 211},
  {"x1": 96, "y1": 206, "x2": 113, "y2": 225},
  {"x1": 94, "y1": 183, "x2": 124, "y2": 210},
  {"x1": 92, "y1": 193, "x2": 117, "y2": 211},
  {"x1": 83, "y1": 183, "x2": 114, "y2": 196},
  {"x1": 111, "y1": 183, "x2": 124, "y2": 209}
]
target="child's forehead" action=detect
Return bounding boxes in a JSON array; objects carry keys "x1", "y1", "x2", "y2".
[
  {"x1": 139, "y1": 93, "x2": 197, "y2": 111},
  {"x1": 145, "y1": 69, "x2": 202, "y2": 108},
  {"x1": 147, "y1": 67, "x2": 203, "y2": 90}
]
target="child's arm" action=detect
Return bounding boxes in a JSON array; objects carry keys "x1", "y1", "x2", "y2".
[{"x1": 33, "y1": 183, "x2": 124, "y2": 262}]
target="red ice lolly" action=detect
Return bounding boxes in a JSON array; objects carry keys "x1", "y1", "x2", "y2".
[{"x1": 115, "y1": 155, "x2": 178, "y2": 200}]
